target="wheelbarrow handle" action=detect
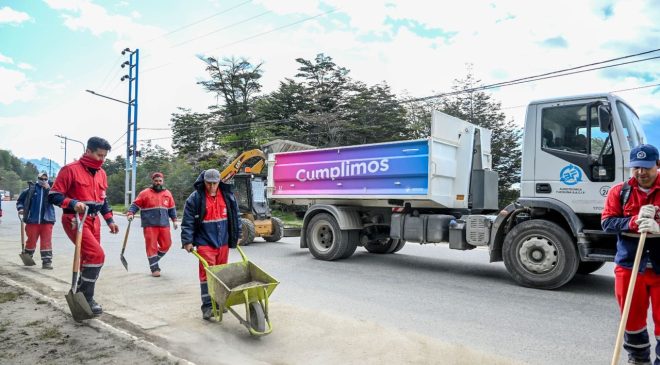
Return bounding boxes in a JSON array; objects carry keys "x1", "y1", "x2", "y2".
[
  {"x1": 190, "y1": 249, "x2": 209, "y2": 268},
  {"x1": 237, "y1": 245, "x2": 248, "y2": 263},
  {"x1": 191, "y1": 245, "x2": 248, "y2": 267}
]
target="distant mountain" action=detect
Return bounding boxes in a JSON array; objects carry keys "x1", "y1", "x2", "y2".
[{"x1": 19, "y1": 157, "x2": 62, "y2": 177}]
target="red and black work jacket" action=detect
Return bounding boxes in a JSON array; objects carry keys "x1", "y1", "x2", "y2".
[
  {"x1": 128, "y1": 187, "x2": 177, "y2": 227},
  {"x1": 602, "y1": 176, "x2": 660, "y2": 273},
  {"x1": 48, "y1": 160, "x2": 114, "y2": 224},
  {"x1": 180, "y1": 171, "x2": 241, "y2": 249}
]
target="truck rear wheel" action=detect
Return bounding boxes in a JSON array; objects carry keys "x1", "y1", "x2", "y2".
[
  {"x1": 502, "y1": 220, "x2": 578, "y2": 289},
  {"x1": 239, "y1": 218, "x2": 256, "y2": 246},
  {"x1": 576, "y1": 261, "x2": 606, "y2": 275},
  {"x1": 264, "y1": 217, "x2": 284, "y2": 242},
  {"x1": 306, "y1": 213, "x2": 354, "y2": 261}
]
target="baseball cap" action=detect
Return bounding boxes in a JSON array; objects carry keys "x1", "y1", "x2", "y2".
[
  {"x1": 203, "y1": 169, "x2": 221, "y2": 183},
  {"x1": 629, "y1": 144, "x2": 659, "y2": 168}
]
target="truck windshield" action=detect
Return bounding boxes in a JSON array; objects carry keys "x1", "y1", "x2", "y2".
[{"x1": 616, "y1": 101, "x2": 645, "y2": 148}]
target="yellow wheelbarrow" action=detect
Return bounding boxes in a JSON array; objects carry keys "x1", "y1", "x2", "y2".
[{"x1": 192, "y1": 246, "x2": 279, "y2": 336}]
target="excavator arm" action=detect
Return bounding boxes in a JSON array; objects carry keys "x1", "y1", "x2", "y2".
[{"x1": 220, "y1": 149, "x2": 266, "y2": 182}]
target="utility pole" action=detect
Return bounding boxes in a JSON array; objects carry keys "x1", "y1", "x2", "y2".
[
  {"x1": 121, "y1": 48, "x2": 140, "y2": 209},
  {"x1": 55, "y1": 135, "x2": 85, "y2": 165}
]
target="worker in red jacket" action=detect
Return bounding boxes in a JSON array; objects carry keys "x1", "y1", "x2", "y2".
[
  {"x1": 127, "y1": 172, "x2": 178, "y2": 277},
  {"x1": 48, "y1": 137, "x2": 119, "y2": 316},
  {"x1": 602, "y1": 144, "x2": 660, "y2": 365}
]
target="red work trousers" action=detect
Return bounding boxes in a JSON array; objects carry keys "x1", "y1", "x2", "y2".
[
  {"x1": 143, "y1": 226, "x2": 172, "y2": 257},
  {"x1": 615, "y1": 265, "x2": 660, "y2": 334},
  {"x1": 197, "y1": 245, "x2": 229, "y2": 282},
  {"x1": 25, "y1": 223, "x2": 53, "y2": 252},
  {"x1": 61, "y1": 213, "x2": 105, "y2": 266}
]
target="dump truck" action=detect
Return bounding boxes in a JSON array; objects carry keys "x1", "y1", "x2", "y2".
[{"x1": 267, "y1": 93, "x2": 647, "y2": 289}]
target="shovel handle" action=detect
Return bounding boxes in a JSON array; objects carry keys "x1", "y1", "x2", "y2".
[
  {"x1": 72, "y1": 207, "x2": 89, "y2": 275},
  {"x1": 611, "y1": 231, "x2": 648, "y2": 365},
  {"x1": 18, "y1": 212, "x2": 25, "y2": 252},
  {"x1": 121, "y1": 218, "x2": 132, "y2": 255}
]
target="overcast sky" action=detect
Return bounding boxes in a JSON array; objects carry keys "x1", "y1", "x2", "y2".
[{"x1": 1, "y1": 0, "x2": 658, "y2": 164}]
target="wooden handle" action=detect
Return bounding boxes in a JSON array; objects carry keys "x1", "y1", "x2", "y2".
[
  {"x1": 611, "y1": 232, "x2": 647, "y2": 365},
  {"x1": 72, "y1": 220, "x2": 83, "y2": 274}
]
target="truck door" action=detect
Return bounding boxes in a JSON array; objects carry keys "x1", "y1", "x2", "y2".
[{"x1": 533, "y1": 99, "x2": 623, "y2": 215}]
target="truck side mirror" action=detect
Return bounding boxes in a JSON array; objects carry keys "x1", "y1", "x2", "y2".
[{"x1": 598, "y1": 105, "x2": 612, "y2": 133}]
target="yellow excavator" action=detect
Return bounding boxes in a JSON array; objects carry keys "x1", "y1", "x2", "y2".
[{"x1": 220, "y1": 149, "x2": 284, "y2": 245}]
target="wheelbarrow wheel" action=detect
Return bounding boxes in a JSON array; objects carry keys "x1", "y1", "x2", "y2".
[{"x1": 248, "y1": 302, "x2": 266, "y2": 333}]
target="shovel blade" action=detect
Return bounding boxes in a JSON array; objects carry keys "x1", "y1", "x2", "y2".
[
  {"x1": 19, "y1": 253, "x2": 36, "y2": 266},
  {"x1": 120, "y1": 255, "x2": 128, "y2": 271},
  {"x1": 65, "y1": 289, "x2": 94, "y2": 322}
]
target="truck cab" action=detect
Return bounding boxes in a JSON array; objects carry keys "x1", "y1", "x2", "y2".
[{"x1": 488, "y1": 93, "x2": 647, "y2": 288}]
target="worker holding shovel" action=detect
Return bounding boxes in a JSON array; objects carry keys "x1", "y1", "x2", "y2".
[
  {"x1": 126, "y1": 172, "x2": 178, "y2": 277},
  {"x1": 49, "y1": 137, "x2": 119, "y2": 316},
  {"x1": 603, "y1": 144, "x2": 660, "y2": 365},
  {"x1": 16, "y1": 172, "x2": 56, "y2": 269}
]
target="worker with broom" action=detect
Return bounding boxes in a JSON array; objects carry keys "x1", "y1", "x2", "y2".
[
  {"x1": 49, "y1": 136, "x2": 119, "y2": 316},
  {"x1": 603, "y1": 144, "x2": 660, "y2": 365},
  {"x1": 16, "y1": 171, "x2": 56, "y2": 269}
]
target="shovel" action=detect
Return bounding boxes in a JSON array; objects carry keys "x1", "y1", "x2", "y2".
[
  {"x1": 64, "y1": 206, "x2": 93, "y2": 322},
  {"x1": 18, "y1": 212, "x2": 36, "y2": 266},
  {"x1": 120, "y1": 218, "x2": 132, "y2": 271},
  {"x1": 611, "y1": 232, "x2": 647, "y2": 365}
]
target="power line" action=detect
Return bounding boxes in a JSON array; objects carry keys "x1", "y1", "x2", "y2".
[
  {"x1": 404, "y1": 53, "x2": 660, "y2": 103},
  {"x1": 142, "y1": 0, "x2": 253, "y2": 44},
  {"x1": 170, "y1": 10, "x2": 272, "y2": 49},
  {"x1": 141, "y1": 8, "x2": 338, "y2": 74}
]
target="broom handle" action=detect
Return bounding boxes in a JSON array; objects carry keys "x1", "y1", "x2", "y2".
[{"x1": 611, "y1": 232, "x2": 647, "y2": 365}]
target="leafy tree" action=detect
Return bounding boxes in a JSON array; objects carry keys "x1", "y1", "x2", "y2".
[
  {"x1": 439, "y1": 72, "x2": 522, "y2": 206},
  {"x1": 171, "y1": 108, "x2": 213, "y2": 157},
  {"x1": 198, "y1": 56, "x2": 263, "y2": 152},
  {"x1": 0, "y1": 168, "x2": 23, "y2": 197},
  {"x1": 21, "y1": 162, "x2": 39, "y2": 181}
]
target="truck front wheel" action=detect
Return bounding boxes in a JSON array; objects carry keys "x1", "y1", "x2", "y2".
[
  {"x1": 502, "y1": 220, "x2": 578, "y2": 289},
  {"x1": 306, "y1": 213, "x2": 354, "y2": 261}
]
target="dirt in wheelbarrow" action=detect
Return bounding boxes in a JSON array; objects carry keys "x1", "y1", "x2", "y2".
[{"x1": 0, "y1": 280, "x2": 177, "y2": 365}]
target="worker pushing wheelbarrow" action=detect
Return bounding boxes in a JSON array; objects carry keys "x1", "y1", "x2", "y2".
[
  {"x1": 181, "y1": 169, "x2": 278, "y2": 336},
  {"x1": 192, "y1": 245, "x2": 278, "y2": 336}
]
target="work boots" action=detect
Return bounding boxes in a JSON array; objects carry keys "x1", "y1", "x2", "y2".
[
  {"x1": 88, "y1": 299, "x2": 103, "y2": 316},
  {"x1": 42, "y1": 262, "x2": 53, "y2": 270},
  {"x1": 202, "y1": 305, "x2": 213, "y2": 320}
]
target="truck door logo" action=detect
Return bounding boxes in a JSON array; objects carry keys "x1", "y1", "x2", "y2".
[{"x1": 560, "y1": 164, "x2": 582, "y2": 186}]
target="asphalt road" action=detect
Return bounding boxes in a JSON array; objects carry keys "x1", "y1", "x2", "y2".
[{"x1": 0, "y1": 201, "x2": 639, "y2": 364}]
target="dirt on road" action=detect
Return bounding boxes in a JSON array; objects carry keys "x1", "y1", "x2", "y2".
[{"x1": 0, "y1": 279, "x2": 180, "y2": 365}]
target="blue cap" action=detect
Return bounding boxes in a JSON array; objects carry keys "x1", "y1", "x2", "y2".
[{"x1": 629, "y1": 144, "x2": 659, "y2": 168}]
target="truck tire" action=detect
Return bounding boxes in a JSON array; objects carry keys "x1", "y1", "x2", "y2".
[
  {"x1": 364, "y1": 238, "x2": 400, "y2": 254},
  {"x1": 502, "y1": 220, "x2": 579, "y2": 290},
  {"x1": 576, "y1": 261, "x2": 606, "y2": 275},
  {"x1": 391, "y1": 239, "x2": 406, "y2": 253},
  {"x1": 340, "y1": 230, "x2": 359, "y2": 259},
  {"x1": 306, "y1": 213, "x2": 353, "y2": 261},
  {"x1": 264, "y1": 217, "x2": 284, "y2": 242},
  {"x1": 239, "y1": 218, "x2": 256, "y2": 246}
]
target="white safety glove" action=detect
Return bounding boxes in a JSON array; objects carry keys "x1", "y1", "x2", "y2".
[
  {"x1": 639, "y1": 204, "x2": 657, "y2": 219},
  {"x1": 637, "y1": 217, "x2": 660, "y2": 234}
]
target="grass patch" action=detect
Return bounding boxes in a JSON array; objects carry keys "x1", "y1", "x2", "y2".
[
  {"x1": 271, "y1": 210, "x2": 303, "y2": 228},
  {"x1": 0, "y1": 291, "x2": 21, "y2": 304},
  {"x1": 38, "y1": 327, "x2": 62, "y2": 340},
  {"x1": 25, "y1": 320, "x2": 44, "y2": 327}
]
